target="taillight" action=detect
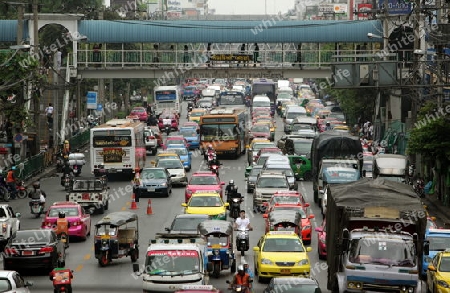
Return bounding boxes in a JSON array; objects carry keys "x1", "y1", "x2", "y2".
[
  {"x1": 39, "y1": 246, "x2": 54, "y2": 254},
  {"x1": 4, "y1": 248, "x2": 17, "y2": 255}
]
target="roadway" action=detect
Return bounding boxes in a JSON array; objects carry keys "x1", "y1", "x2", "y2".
[{"x1": 7, "y1": 104, "x2": 330, "y2": 292}]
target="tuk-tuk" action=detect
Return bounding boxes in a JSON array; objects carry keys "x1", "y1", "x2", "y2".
[
  {"x1": 94, "y1": 211, "x2": 139, "y2": 267},
  {"x1": 264, "y1": 210, "x2": 302, "y2": 237},
  {"x1": 197, "y1": 220, "x2": 236, "y2": 278}
]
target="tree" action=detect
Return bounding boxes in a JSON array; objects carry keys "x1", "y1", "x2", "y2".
[{"x1": 407, "y1": 101, "x2": 450, "y2": 160}]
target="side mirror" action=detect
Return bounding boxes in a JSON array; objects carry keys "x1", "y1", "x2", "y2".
[
  {"x1": 181, "y1": 203, "x2": 187, "y2": 207},
  {"x1": 315, "y1": 227, "x2": 323, "y2": 232},
  {"x1": 207, "y1": 262, "x2": 213, "y2": 272},
  {"x1": 428, "y1": 265, "x2": 436, "y2": 271},
  {"x1": 309, "y1": 214, "x2": 315, "y2": 219},
  {"x1": 253, "y1": 247, "x2": 259, "y2": 252},
  {"x1": 15, "y1": 212, "x2": 21, "y2": 218},
  {"x1": 24, "y1": 281, "x2": 33, "y2": 287},
  {"x1": 263, "y1": 214, "x2": 268, "y2": 218},
  {"x1": 165, "y1": 227, "x2": 170, "y2": 232}
]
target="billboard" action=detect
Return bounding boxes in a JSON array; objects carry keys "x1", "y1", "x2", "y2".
[
  {"x1": 378, "y1": 0, "x2": 412, "y2": 15},
  {"x1": 357, "y1": 3, "x2": 372, "y2": 20}
]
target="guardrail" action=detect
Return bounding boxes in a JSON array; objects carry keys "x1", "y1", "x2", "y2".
[{"x1": 4, "y1": 130, "x2": 90, "y2": 181}]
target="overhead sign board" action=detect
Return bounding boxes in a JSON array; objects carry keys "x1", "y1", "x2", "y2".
[
  {"x1": 87, "y1": 91, "x2": 98, "y2": 110},
  {"x1": 333, "y1": 4, "x2": 347, "y2": 14},
  {"x1": 318, "y1": 4, "x2": 347, "y2": 14},
  {"x1": 358, "y1": 3, "x2": 373, "y2": 20},
  {"x1": 378, "y1": 0, "x2": 412, "y2": 15}
]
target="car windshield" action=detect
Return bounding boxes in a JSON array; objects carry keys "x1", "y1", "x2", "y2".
[
  {"x1": 292, "y1": 124, "x2": 313, "y2": 131},
  {"x1": 272, "y1": 284, "x2": 319, "y2": 293},
  {"x1": 252, "y1": 125, "x2": 270, "y2": 133},
  {"x1": 294, "y1": 141, "x2": 312, "y2": 154},
  {"x1": 169, "y1": 148, "x2": 188, "y2": 156},
  {"x1": 428, "y1": 237, "x2": 450, "y2": 251},
  {"x1": 286, "y1": 112, "x2": 306, "y2": 119},
  {"x1": 157, "y1": 160, "x2": 183, "y2": 169},
  {"x1": 181, "y1": 131, "x2": 197, "y2": 138},
  {"x1": 48, "y1": 207, "x2": 79, "y2": 217},
  {"x1": 250, "y1": 167, "x2": 263, "y2": 176},
  {"x1": 72, "y1": 180, "x2": 103, "y2": 191},
  {"x1": 262, "y1": 238, "x2": 304, "y2": 252},
  {"x1": 141, "y1": 169, "x2": 167, "y2": 180},
  {"x1": 257, "y1": 178, "x2": 289, "y2": 188},
  {"x1": 95, "y1": 225, "x2": 118, "y2": 236},
  {"x1": 171, "y1": 217, "x2": 206, "y2": 231},
  {"x1": 0, "y1": 278, "x2": 12, "y2": 292},
  {"x1": 256, "y1": 157, "x2": 269, "y2": 165},
  {"x1": 439, "y1": 257, "x2": 450, "y2": 272},
  {"x1": 273, "y1": 196, "x2": 300, "y2": 205},
  {"x1": 189, "y1": 196, "x2": 222, "y2": 207},
  {"x1": 207, "y1": 236, "x2": 229, "y2": 247},
  {"x1": 253, "y1": 143, "x2": 275, "y2": 151},
  {"x1": 273, "y1": 207, "x2": 307, "y2": 218},
  {"x1": 132, "y1": 108, "x2": 145, "y2": 113},
  {"x1": 348, "y1": 238, "x2": 415, "y2": 266},
  {"x1": 363, "y1": 162, "x2": 373, "y2": 171},
  {"x1": 189, "y1": 176, "x2": 218, "y2": 185}
]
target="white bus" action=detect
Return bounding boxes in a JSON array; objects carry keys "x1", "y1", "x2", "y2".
[
  {"x1": 90, "y1": 119, "x2": 146, "y2": 177},
  {"x1": 153, "y1": 86, "x2": 181, "y2": 116}
]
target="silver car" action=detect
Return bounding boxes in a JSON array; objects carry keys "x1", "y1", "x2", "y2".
[
  {"x1": 155, "y1": 159, "x2": 187, "y2": 186},
  {"x1": 253, "y1": 171, "x2": 290, "y2": 213}
]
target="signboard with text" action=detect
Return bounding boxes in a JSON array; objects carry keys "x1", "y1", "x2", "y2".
[
  {"x1": 357, "y1": 3, "x2": 372, "y2": 20},
  {"x1": 86, "y1": 91, "x2": 98, "y2": 110},
  {"x1": 378, "y1": 0, "x2": 412, "y2": 15}
]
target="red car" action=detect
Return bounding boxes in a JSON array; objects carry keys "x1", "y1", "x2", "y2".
[
  {"x1": 41, "y1": 201, "x2": 91, "y2": 240},
  {"x1": 263, "y1": 191, "x2": 309, "y2": 212},
  {"x1": 315, "y1": 218, "x2": 327, "y2": 259},
  {"x1": 185, "y1": 171, "x2": 225, "y2": 202},
  {"x1": 264, "y1": 203, "x2": 315, "y2": 244},
  {"x1": 158, "y1": 113, "x2": 179, "y2": 131},
  {"x1": 130, "y1": 107, "x2": 148, "y2": 122}
]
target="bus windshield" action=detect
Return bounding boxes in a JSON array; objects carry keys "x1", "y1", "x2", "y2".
[
  {"x1": 201, "y1": 124, "x2": 239, "y2": 141},
  {"x1": 155, "y1": 90, "x2": 177, "y2": 102},
  {"x1": 220, "y1": 95, "x2": 245, "y2": 105}
]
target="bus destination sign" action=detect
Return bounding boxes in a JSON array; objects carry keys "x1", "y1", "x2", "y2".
[
  {"x1": 93, "y1": 136, "x2": 132, "y2": 147},
  {"x1": 202, "y1": 118, "x2": 236, "y2": 123}
]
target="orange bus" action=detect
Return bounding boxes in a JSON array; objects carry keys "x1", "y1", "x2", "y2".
[{"x1": 199, "y1": 108, "x2": 247, "y2": 159}]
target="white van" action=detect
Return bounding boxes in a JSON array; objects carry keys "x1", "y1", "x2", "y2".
[
  {"x1": 284, "y1": 106, "x2": 307, "y2": 133},
  {"x1": 252, "y1": 95, "x2": 271, "y2": 108}
]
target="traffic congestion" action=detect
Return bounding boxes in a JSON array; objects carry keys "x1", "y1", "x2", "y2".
[{"x1": 0, "y1": 77, "x2": 446, "y2": 293}]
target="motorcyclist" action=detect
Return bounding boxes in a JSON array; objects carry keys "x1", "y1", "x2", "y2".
[
  {"x1": 147, "y1": 114, "x2": 157, "y2": 126},
  {"x1": 208, "y1": 153, "x2": 220, "y2": 170},
  {"x1": 206, "y1": 144, "x2": 216, "y2": 161},
  {"x1": 6, "y1": 166, "x2": 17, "y2": 199},
  {"x1": 61, "y1": 162, "x2": 74, "y2": 186},
  {"x1": 49, "y1": 267, "x2": 73, "y2": 293},
  {"x1": 226, "y1": 180, "x2": 240, "y2": 204},
  {"x1": 229, "y1": 265, "x2": 252, "y2": 292},
  {"x1": 325, "y1": 122, "x2": 332, "y2": 131},
  {"x1": 56, "y1": 211, "x2": 70, "y2": 248},
  {"x1": 29, "y1": 181, "x2": 47, "y2": 201},
  {"x1": 234, "y1": 210, "x2": 253, "y2": 231}
]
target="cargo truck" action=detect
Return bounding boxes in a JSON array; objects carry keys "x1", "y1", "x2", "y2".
[
  {"x1": 311, "y1": 131, "x2": 363, "y2": 204},
  {"x1": 373, "y1": 154, "x2": 408, "y2": 183},
  {"x1": 326, "y1": 178, "x2": 427, "y2": 293},
  {"x1": 133, "y1": 233, "x2": 211, "y2": 292}
]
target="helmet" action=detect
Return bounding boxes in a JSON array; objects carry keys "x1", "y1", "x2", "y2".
[
  {"x1": 58, "y1": 212, "x2": 65, "y2": 219},
  {"x1": 229, "y1": 180, "x2": 234, "y2": 185},
  {"x1": 32, "y1": 181, "x2": 40, "y2": 189},
  {"x1": 326, "y1": 122, "x2": 330, "y2": 126},
  {"x1": 237, "y1": 265, "x2": 244, "y2": 272}
]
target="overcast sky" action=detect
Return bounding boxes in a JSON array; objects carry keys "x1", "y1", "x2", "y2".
[{"x1": 208, "y1": 0, "x2": 297, "y2": 15}]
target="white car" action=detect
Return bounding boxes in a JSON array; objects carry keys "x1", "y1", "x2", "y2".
[
  {"x1": 0, "y1": 270, "x2": 33, "y2": 293},
  {"x1": 0, "y1": 204, "x2": 21, "y2": 245},
  {"x1": 155, "y1": 159, "x2": 188, "y2": 186}
]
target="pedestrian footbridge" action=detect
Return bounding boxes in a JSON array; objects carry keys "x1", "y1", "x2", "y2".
[{"x1": 0, "y1": 14, "x2": 384, "y2": 79}]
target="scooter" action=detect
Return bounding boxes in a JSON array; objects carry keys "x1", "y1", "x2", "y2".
[
  {"x1": 236, "y1": 227, "x2": 251, "y2": 256},
  {"x1": 165, "y1": 124, "x2": 171, "y2": 136},
  {"x1": 29, "y1": 199, "x2": 44, "y2": 218},
  {"x1": 230, "y1": 196, "x2": 243, "y2": 219},
  {"x1": 15, "y1": 180, "x2": 28, "y2": 199},
  {"x1": 61, "y1": 174, "x2": 73, "y2": 191},
  {"x1": 413, "y1": 178, "x2": 425, "y2": 198},
  {"x1": 226, "y1": 280, "x2": 253, "y2": 293}
]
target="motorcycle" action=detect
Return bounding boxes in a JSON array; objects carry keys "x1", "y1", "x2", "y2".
[
  {"x1": 72, "y1": 165, "x2": 81, "y2": 177},
  {"x1": 29, "y1": 199, "x2": 45, "y2": 218},
  {"x1": 236, "y1": 227, "x2": 250, "y2": 256},
  {"x1": 61, "y1": 174, "x2": 73, "y2": 191},
  {"x1": 226, "y1": 280, "x2": 252, "y2": 293},
  {"x1": 15, "y1": 180, "x2": 28, "y2": 199},
  {"x1": 413, "y1": 178, "x2": 425, "y2": 198},
  {"x1": 165, "y1": 124, "x2": 171, "y2": 136},
  {"x1": 50, "y1": 268, "x2": 73, "y2": 293},
  {"x1": 230, "y1": 196, "x2": 243, "y2": 219}
]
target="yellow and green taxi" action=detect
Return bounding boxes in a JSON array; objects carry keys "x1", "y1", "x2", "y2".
[
  {"x1": 188, "y1": 108, "x2": 208, "y2": 123},
  {"x1": 150, "y1": 151, "x2": 180, "y2": 167},
  {"x1": 427, "y1": 250, "x2": 450, "y2": 293},
  {"x1": 181, "y1": 191, "x2": 229, "y2": 220},
  {"x1": 253, "y1": 231, "x2": 312, "y2": 282}
]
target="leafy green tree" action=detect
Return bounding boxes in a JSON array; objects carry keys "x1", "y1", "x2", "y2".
[{"x1": 407, "y1": 101, "x2": 450, "y2": 160}]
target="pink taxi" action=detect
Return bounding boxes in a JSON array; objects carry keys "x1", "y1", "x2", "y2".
[
  {"x1": 41, "y1": 201, "x2": 91, "y2": 240},
  {"x1": 185, "y1": 171, "x2": 225, "y2": 202},
  {"x1": 158, "y1": 113, "x2": 179, "y2": 131},
  {"x1": 315, "y1": 218, "x2": 326, "y2": 259}
]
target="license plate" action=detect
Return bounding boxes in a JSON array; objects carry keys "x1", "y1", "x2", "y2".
[
  {"x1": 82, "y1": 194, "x2": 90, "y2": 200},
  {"x1": 22, "y1": 250, "x2": 34, "y2": 256},
  {"x1": 147, "y1": 188, "x2": 155, "y2": 192},
  {"x1": 280, "y1": 269, "x2": 290, "y2": 274}
]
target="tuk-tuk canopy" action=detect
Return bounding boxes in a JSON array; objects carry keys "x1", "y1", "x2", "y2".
[
  {"x1": 197, "y1": 220, "x2": 233, "y2": 236},
  {"x1": 95, "y1": 211, "x2": 138, "y2": 227},
  {"x1": 269, "y1": 210, "x2": 301, "y2": 225}
]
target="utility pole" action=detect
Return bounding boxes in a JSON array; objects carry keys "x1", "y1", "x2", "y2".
[
  {"x1": 109, "y1": 79, "x2": 114, "y2": 120},
  {"x1": 412, "y1": 0, "x2": 422, "y2": 123},
  {"x1": 436, "y1": 0, "x2": 443, "y2": 110},
  {"x1": 32, "y1": 0, "x2": 40, "y2": 154},
  {"x1": 16, "y1": 4, "x2": 24, "y2": 45},
  {"x1": 98, "y1": 9, "x2": 105, "y2": 124}
]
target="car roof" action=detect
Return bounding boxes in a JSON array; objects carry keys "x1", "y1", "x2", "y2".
[
  {"x1": 143, "y1": 167, "x2": 166, "y2": 171},
  {"x1": 272, "y1": 276, "x2": 318, "y2": 285},
  {"x1": 0, "y1": 271, "x2": 14, "y2": 278},
  {"x1": 264, "y1": 231, "x2": 299, "y2": 238},
  {"x1": 51, "y1": 201, "x2": 79, "y2": 207},
  {"x1": 191, "y1": 192, "x2": 221, "y2": 197}
]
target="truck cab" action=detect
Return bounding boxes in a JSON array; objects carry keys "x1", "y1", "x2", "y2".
[
  {"x1": 373, "y1": 154, "x2": 408, "y2": 183},
  {"x1": 423, "y1": 229, "x2": 450, "y2": 277},
  {"x1": 316, "y1": 159, "x2": 359, "y2": 205}
]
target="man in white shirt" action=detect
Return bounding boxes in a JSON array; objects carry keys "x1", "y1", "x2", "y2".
[
  {"x1": 45, "y1": 103, "x2": 54, "y2": 129},
  {"x1": 234, "y1": 210, "x2": 253, "y2": 231}
]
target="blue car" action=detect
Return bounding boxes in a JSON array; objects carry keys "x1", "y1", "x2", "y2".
[
  {"x1": 165, "y1": 144, "x2": 192, "y2": 171},
  {"x1": 179, "y1": 128, "x2": 200, "y2": 150}
]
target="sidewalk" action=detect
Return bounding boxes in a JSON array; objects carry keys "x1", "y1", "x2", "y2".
[{"x1": 422, "y1": 194, "x2": 450, "y2": 227}]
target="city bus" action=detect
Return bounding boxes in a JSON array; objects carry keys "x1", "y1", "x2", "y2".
[
  {"x1": 90, "y1": 118, "x2": 146, "y2": 177},
  {"x1": 199, "y1": 108, "x2": 247, "y2": 158},
  {"x1": 252, "y1": 78, "x2": 276, "y2": 113},
  {"x1": 217, "y1": 91, "x2": 246, "y2": 108},
  {"x1": 153, "y1": 85, "x2": 181, "y2": 117}
]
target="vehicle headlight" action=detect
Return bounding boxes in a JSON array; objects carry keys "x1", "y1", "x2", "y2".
[
  {"x1": 437, "y1": 280, "x2": 450, "y2": 288},
  {"x1": 261, "y1": 258, "x2": 273, "y2": 265},
  {"x1": 298, "y1": 259, "x2": 309, "y2": 266},
  {"x1": 302, "y1": 225, "x2": 311, "y2": 231},
  {"x1": 424, "y1": 256, "x2": 433, "y2": 263},
  {"x1": 160, "y1": 182, "x2": 167, "y2": 187}
]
